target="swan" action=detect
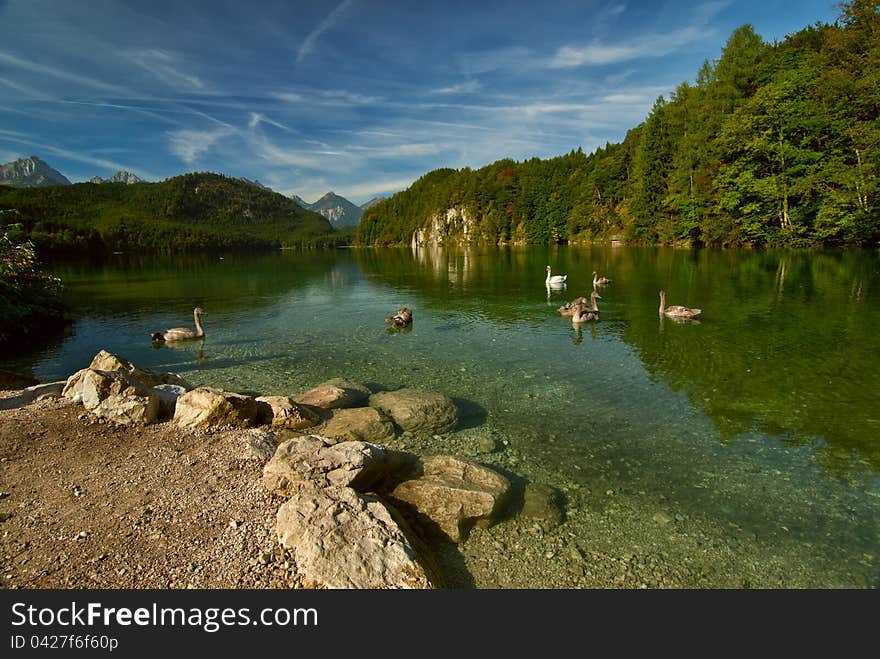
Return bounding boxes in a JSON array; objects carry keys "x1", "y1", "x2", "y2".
[
  {"x1": 558, "y1": 296, "x2": 588, "y2": 316},
  {"x1": 659, "y1": 290, "x2": 701, "y2": 319},
  {"x1": 546, "y1": 265, "x2": 567, "y2": 288},
  {"x1": 572, "y1": 291, "x2": 602, "y2": 323},
  {"x1": 593, "y1": 271, "x2": 611, "y2": 286},
  {"x1": 151, "y1": 307, "x2": 205, "y2": 342},
  {"x1": 385, "y1": 306, "x2": 413, "y2": 327}
]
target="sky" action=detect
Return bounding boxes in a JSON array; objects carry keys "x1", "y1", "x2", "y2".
[{"x1": 0, "y1": 0, "x2": 843, "y2": 205}]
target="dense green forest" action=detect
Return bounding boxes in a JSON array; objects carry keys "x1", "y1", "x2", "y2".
[
  {"x1": 0, "y1": 172, "x2": 342, "y2": 254},
  {"x1": 357, "y1": 1, "x2": 879, "y2": 248}
]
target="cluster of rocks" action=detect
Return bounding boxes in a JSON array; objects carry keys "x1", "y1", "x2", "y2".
[{"x1": 48, "y1": 350, "x2": 526, "y2": 588}]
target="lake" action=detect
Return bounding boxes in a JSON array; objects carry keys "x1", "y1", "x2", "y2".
[{"x1": 11, "y1": 244, "x2": 880, "y2": 587}]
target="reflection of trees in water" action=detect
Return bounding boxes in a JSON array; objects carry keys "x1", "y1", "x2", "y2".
[{"x1": 623, "y1": 248, "x2": 880, "y2": 476}]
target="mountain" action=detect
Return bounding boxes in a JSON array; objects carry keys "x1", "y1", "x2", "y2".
[
  {"x1": 0, "y1": 155, "x2": 71, "y2": 188},
  {"x1": 360, "y1": 197, "x2": 386, "y2": 211},
  {"x1": 292, "y1": 191, "x2": 363, "y2": 228},
  {"x1": 90, "y1": 170, "x2": 144, "y2": 185},
  {"x1": 239, "y1": 177, "x2": 271, "y2": 191},
  {"x1": 0, "y1": 172, "x2": 343, "y2": 252}
]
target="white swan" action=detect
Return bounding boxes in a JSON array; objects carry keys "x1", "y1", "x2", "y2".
[
  {"x1": 151, "y1": 307, "x2": 205, "y2": 342},
  {"x1": 545, "y1": 265, "x2": 567, "y2": 288}
]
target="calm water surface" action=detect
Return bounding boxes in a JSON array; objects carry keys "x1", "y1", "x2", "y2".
[{"x1": 12, "y1": 245, "x2": 880, "y2": 587}]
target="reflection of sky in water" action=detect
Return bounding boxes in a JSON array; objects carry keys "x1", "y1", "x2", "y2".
[{"x1": 20, "y1": 246, "x2": 880, "y2": 582}]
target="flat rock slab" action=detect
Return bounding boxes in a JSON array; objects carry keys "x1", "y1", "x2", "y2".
[
  {"x1": 173, "y1": 387, "x2": 261, "y2": 428},
  {"x1": 0, "y1": 381, "x2": 65, "y2": 411},
  {"x1": 319, "y1": 406, "x2": 397, "y2": 444},
  {"x1": 295, "y1": 378, "x2": 371, "y2": 409},
  {"x1": 276, "y1": 482, "x2": 433, "y2": 589},
  {"x1": 368, "y1": 388, "x2": 458, "y2": 434},
  {"x1": 262, "y1": 435, "x2": 388, "y2": 495},
  {"x1": 389, "y1": 455, "x2": 510, "y2": 543}
]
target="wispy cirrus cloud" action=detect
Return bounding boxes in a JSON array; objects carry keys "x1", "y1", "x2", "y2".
[
  {"x1": 296, "y1": 0, "x2": 354, "y2": 64},
  {"x1": 0, "y1": 50, "x2": 130, "y2": 95},
  {"x1": 126, "y1": 49, "x2": 206, "y2": 91},
  {"x1": 248, "y1": 112, "x2": 292, "y2": 132},
  {"x1": 548, "y1": 1, "x2": 728, "y2": 68}
]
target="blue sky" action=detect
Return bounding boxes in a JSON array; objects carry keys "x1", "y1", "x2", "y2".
[{"x1": 0, "y1": 0, "x2": 841, "y2": 205}]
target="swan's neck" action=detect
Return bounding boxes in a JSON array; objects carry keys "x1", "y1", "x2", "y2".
[
  {"x1": 659, "y1": 293, "x2": 665, "y2": 315},
  {"x1": 591, "y1": 294, "x2": 599, "y2": 311},
  {"x1": 193, "y1": 311, "x2": 204, "y2": 337}
]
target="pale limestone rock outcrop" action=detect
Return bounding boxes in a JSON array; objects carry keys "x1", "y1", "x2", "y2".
[
  {"x1": 318, "y1": 406, "x2": 397, "y2": 444},
  {"x1": 276, "y1": 481, "x2": 433, "y2": 589},
  {"x1": 389, "y1": 455, "x2": 510, "y2": 542},
  {"x1": 368, "y1": 388, "x2": 458, "y2": 434},
  {"x1": 295, "y1": 378, "x2": 371, "y2": 409},
  {"x1": 173, "y1": 387, "x2": 261, "y2": 428},
  {"x1": 74, "y1": 369, "x2": 160, "y2": 425},
  {"x1": 262, "y1": 435, "x2": 387, "y2": 496},
  {"x1": 63, "y1": 352, "x2": 191, "y2": 404},
  {"x1": 255, "y1": 395, "x2": 321, "y2": 430}
]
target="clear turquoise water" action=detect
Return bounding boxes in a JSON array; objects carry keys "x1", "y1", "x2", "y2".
[{"x1": 11, "y1": 245, "x2": 880, "y2": 586}]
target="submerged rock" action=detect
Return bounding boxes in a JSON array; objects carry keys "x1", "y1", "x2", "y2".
[
  {"x1": 318, "y1": 406, "x2": 397, "y2": 444},
  {"x1": 295, "y1": 378, "x2": 371, "y2": 409},
  {"x1": 369, "y1": 388, "x2": 458, "y2": 435},
  {"x1": 520, "y1": 483, "x2": 566, "y2": 527}
]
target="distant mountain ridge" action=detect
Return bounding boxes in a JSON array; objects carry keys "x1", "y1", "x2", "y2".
[
  {"x1": 292, "y1": 191, "x2": 363, "y2": 227},
  {"x1": 0, "y1": 155, "x2": 71, "y2": 188},
  {"x1": 360, "y1": 197, "x2": 386, "y2": 211},
  {"x1": 90, "y1": 170, "x2": 144, "y2": 185},
  {"x1": 0, "y1": 171, "x2": 340, "y2": 252}
]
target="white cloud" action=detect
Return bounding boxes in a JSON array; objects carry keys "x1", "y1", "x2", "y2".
[
  {"x1": 429, "y1": 80, "x2": 482, "y2": 95},
  {"x1": 296, "y1": 0, "x2": 354, "y2": 64},
  {"x1": 547, "y1": 2, "x2": 726, "y2": 68},
  {"x1": 168, "y1": 127, "x2": 234, "y2": 163}
]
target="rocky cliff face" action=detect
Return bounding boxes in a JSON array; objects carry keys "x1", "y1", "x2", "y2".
[
  {"x1": 0, "y1": 155, "x2": 71, "y2": 188},
  {"x1": 411, "y1": 208, "x2": 475, "y2": 248},
  {"x1": 91, "y1": 170, "x2": 144, "y2": 185}
]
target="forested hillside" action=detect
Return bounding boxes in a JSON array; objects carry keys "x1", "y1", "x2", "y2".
[
  {"x1": 357, "y1": 1, "x2": 879, "y2": 248},
  {"x1": 0, "y1": 172, "x2": 340, "y2": 253}
]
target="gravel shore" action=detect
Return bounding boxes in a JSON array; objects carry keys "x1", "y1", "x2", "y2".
[{"x1": 0, "y1": 394, "x2": 870, "y2": 589}]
